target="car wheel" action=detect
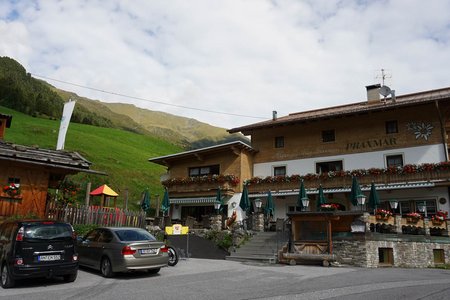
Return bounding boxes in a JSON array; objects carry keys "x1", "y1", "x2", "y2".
[
  {"x1": 168, "y1": 247, "x2": 178, "y2": 267},
  {"x1": 63, "y1": 272, "x2": 78, "y2": 282},
  {"x1": 1, "y1": 263, "x2": 15, "y2": 289},
  {"x1": 147, "y1": 268, "x2": 160, "y2": 274},
  {"x1": 100, "y1": 257, "x2": 114, "y2": 278}
]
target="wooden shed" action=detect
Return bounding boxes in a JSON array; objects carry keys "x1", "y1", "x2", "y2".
[{"x1": 0, "y1": 113, "x2": 103, "y2": 219}]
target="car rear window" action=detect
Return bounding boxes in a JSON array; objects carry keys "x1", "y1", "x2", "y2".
[
  {"x1": 24, "y1": 223, "x2": 73, "y2": 241},
  {"x1": 114, "y1": 229, "x2": 156, "y2": 242}
]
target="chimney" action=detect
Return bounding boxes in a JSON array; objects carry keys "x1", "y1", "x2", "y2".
[
  {"x1": 272, "y1": 111, "x2": 277, "y2": 121},
  {"x1": 366, "y1": 84, "x2": 381, "y2": 104},
  {"x1": 0, "y1": 114, "x2": 12, "y2": 140},
  {"x1": 391, "y1": 90, "x2": 396, "y2": 103}
]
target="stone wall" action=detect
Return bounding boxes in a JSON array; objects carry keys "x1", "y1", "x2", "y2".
[{"x1": 333, "y1": 235, "x2": 450, "y2": 268}]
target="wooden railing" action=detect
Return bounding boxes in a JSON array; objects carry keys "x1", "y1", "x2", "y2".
[
  {"x1": 167, "y1": 181, "x2": 239, "y2": 194},
  {"x1": 247, "y1": 169, "x2": 450, "y2": 193}
]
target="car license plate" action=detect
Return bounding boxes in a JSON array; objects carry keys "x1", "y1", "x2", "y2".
[
  {"x1": 140, "y1": 248, "x2": 157, "y2": 255},
  {"x1": 38, "y1": 254, "x2": 61, "y2": 261}
]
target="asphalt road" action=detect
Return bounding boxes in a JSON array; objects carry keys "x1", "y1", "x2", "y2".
[{"x1": 2, "y1": 259, "x2": 450, "y2": 300}]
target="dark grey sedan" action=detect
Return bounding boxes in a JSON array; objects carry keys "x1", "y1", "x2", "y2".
[{"x1": 77, "y1": 227, "x2": 168, "y2": 277}]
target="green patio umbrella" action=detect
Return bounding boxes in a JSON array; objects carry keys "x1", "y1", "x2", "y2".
[
  {"x1": 368, "y1": 181, "x2": 380, "y2": 211},
  {"x1": 265, "y1": 190, "x2": 275, "y2": 217},
  {"x1": 161, "y1": 188, "x2": 170, "y2": 216},
  {"x1": 140, "y1": 189, "x2": 151, "y2": 213},
  {"x1": 216, "y1": 187, "x2": 224, "y2": 212},
  {"x1": 297, "y1": 180, "x2": 307, "y2": 211},
  {"x1": 350, "y1": 176, "x2": 362, "y2": 206},
  {"x1": 317, "y1": 185, "x2": 327, "y2": 209},
  {"x1": 239, "y1": 184, "x2": 250, "y2": 213}
]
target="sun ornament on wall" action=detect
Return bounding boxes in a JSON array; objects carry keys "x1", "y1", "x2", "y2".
[{"x1": 406, "y1": 122, "x2": 433, "y2": 140}]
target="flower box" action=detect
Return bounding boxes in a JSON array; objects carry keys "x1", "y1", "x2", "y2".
[
  {"x1": 432, "y1": 219, "x2": 444, "y2": 226},
  {"x1": 375, "y1": 215, "x2": 390, "y2": 221},
  {"x1": 406, "y1": 217, "x2": 420, "y2": 223}
]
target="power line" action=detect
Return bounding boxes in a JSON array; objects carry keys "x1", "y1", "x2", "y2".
[{"x1": 32, "y1": 73, "x2": 268, "y2": 120}]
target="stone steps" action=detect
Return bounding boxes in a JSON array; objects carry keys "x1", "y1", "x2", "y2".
[{"x1": 226, "y1": 231, "x2": 289, "y2": 264}]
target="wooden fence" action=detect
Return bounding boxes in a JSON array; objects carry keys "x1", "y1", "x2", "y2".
[{"x1": 45, "y1": 202, "x2": 146, "y2": 228}]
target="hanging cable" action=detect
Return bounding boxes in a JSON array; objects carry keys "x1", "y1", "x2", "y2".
[{"x1": 32, "y1": 73, "x2": 268, "y2": 120}]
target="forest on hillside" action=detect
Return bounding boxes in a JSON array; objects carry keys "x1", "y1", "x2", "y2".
[{"x1": 0, "y1": 56, "x2": 113, "y2": 127}]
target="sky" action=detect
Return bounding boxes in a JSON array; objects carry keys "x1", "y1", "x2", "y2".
[{"x1": 1, "y1": 0, "x2": 450, "y2": 129}]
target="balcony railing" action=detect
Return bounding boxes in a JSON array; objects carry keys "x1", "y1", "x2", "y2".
[
  {"x1": 246, "y1": 167, "x2": 450, "y2": 193},
  {"x1": 162, "y1": 174, "x2": 240, "y2": 194}
]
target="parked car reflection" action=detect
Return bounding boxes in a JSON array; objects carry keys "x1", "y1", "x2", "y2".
[{"x1": 77, "y1": 227, "x2": 168, "y2": 277}]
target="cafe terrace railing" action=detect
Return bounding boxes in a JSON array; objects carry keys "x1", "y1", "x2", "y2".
[
  {"x1": 367, "y1": 214, "x2": 448, "y2": 236},
  {"x1": 245, "y1": 164, "x2": 450, "y2": 193}
]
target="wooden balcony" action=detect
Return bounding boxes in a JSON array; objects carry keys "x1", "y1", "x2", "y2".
[
  {"x1": 166, "y1": 181, "x2": 239, "y2": 195},
  {"x1": 247, "y1": 169, "x2": 450, "y2": 193}
]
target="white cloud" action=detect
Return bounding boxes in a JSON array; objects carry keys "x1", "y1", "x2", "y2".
[{"x1": 1, "y1": 0, "x2": 450, "y2": 129}]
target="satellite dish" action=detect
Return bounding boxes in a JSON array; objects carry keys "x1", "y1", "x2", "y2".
[{"x1": 380, "y1": 85, "x2": 391, "y2": 97}]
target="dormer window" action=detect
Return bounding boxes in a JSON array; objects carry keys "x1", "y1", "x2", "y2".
[
  {"x1": 386, "y1": 120, "x2": 398, "y2": 134},
  {"x1": 275, "y1": 136, "x2": 284, "y2": 148},
  {"x1": 322, "y1": 130, "x2": 335, "y2": 143}
]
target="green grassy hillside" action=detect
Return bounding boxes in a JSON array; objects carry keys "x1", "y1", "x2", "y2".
[{"x1": 1, "y1": 106, "x2": 182, "y2": 212}]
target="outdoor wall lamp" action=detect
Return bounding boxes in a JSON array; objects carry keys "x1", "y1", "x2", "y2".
[
  {"x1": 417, "y1": 202, "x2": 427, "y2": 218},
  {"x1": 254, "y1": 198, "x2": 262, "y2": 213},
  {"x1": 214, "y1": 202, "x2": 221, "y2": 214},
  {"x1": 231, "y1": 202, "x2": 236, "y2": 208},
  {"x1": 389, "y1": 200, "x2": 398, "y2": 210},
  {"x1": 301, "y1": 197, "x2": 309, "y2": 211},
  {"x1": 357, "y1": 194, "x2": 366, "y2": 211}
]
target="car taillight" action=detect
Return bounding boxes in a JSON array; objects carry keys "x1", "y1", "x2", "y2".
[
  {"x1": 73, "y1": 254, "x2": 78, "y2": 261},
  {"x1": 16, "y1": 226, "x2": 24, "y2": 241},
  {"x1": 15, "y1": 258, "x2": 24, "y2": 265},
  {"x1": 121, "y1": 246, "x2": 136, "y2": 255},
  {"x1": 160, "y1": 246, "x2": 169, "y2": 253}
]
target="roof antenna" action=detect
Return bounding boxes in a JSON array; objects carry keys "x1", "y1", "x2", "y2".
[{"x1": 376, "y1": 69, "x2": 395, "y2": 102}]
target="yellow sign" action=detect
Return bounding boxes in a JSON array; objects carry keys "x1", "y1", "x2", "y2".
[{"x1": 165, "y1": 224, "x2": 189, "y2": 235}]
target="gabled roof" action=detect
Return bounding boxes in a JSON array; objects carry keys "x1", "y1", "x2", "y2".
[
  {"x1": 0, "y1": 113, "x2": 12, "y2": 127},
  {"x1": 228, "y1": 86, "x2": 450, "y2": 134},
  {"x1": 149, "y1": 141, "x2": 256, "y2": 167},
  {"x1": 0, "y1": 141, "x2": 105, "y2": 174}
]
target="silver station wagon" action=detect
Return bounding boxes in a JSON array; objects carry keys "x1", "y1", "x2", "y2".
[{"x1": 77, "y1": 227, "x2": 168, "y2": 277}]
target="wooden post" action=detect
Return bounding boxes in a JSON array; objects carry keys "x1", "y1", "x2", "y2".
[
  {"x1": 328, "y1": 219, "x2": 333, "y2": 255},
  {"x1": 124, "y1": 189, "x2": 128, "y2": 209},
  {"x1": 85, "y1": 182, "x2": 91, "y2": 206},
  {"x1": 155, "y1": 194, "x2": 160, "y2": 217}
]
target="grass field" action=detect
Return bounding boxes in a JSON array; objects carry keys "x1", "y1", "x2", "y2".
[{"x1": 1, "y1": 106, "x2": 182, "y2": 212}]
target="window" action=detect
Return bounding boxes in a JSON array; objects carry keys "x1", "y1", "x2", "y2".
[
  {"x1": 379, "y1": 248, "x2": 394, "y2": 265},
  {"x1": 273, "y1": 166, "x2": 286, "y2": 176},
  {"x1": 316, "y1": 161, "x2": 343, "y2": 174},
  {"x1": 7, "y1": 177, "x2": 20, "y2": 186},
  {"x1": 433, "y1": 249, "x2": 445, "y2": 264},
  {"x1": 322, "y1": 130, "x2": 335, "y2": 143},
  {"x1": 274, "y1": 136, "x2": 284, "y2": 148},
  {"x1": 386, "y1": 154, "x2": 403, "y2": 167},
  {"x1": 385, "y1": 120, "x2": 398, "y2": 134},
  {"x1": 398, "y1": 199, "x2": 437, "y2": 216},
  {"x1": 189, "y1": 165, "x2": 220, "y2": 177}
]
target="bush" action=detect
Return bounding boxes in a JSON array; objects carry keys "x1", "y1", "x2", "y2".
[
  {"x1": 73, "y1": 224, "x2": 98, "y2": 237},
  {"x1": 204, "y1": 230, "x2": 233, "y2": 251}
]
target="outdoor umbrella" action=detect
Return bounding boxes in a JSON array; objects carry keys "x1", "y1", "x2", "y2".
[
  {"x1": 368, "y1": 181, "x2": 380, "y2": 211},
  {"x1": 161, "y1": 188, "x2": 170, "y2": 215},
  {"x1": 317, "y1": 185, "x2": 327, "y2": 209},
  {"x1": 239, "y1": 184, "x2": 250, "y2": 213},
  {"x1": 349, "y1": 176, "x2": 363, "y2": 206},
  {"x1": 141, "y1": 189, "x2": 151, "y2": 213},
  {"x1": 216, "y1": 187, "x2": 224, "y2": 212},
  {"x1": 265, "y1": 190, "x2": 275, "y2": 217},
  {"x1": 297, "y1": 180, "x2": 307, "y2": 211}
]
